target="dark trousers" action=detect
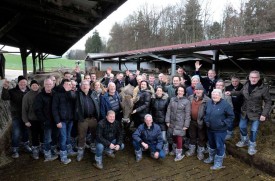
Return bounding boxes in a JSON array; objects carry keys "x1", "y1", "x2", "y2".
[
  {"x1": 189, "y1": 120, "x2": 207, "y2": 147},
  {"x1": 29, "y1": 120, "x2": 44, "y2": 146},
  {"x1": 12, "y1": 117, "x2": 29, "y2": 147},
  {"x1": 77, "y1": 117, "x2": 97, "y2": 148}
]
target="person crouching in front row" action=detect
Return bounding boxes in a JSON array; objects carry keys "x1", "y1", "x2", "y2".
[{"x1": 132, "y1": 114, "x2": 166, "y2": 162}]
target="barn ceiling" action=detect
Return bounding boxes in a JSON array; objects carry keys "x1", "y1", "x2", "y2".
[{"x1": 0, "y1": 0, "x2": 127, "y2": 55}]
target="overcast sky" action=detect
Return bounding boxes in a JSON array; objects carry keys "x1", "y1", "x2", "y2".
[{"x1": 1, "y1": 0, "x2": 241, "y2": 55}]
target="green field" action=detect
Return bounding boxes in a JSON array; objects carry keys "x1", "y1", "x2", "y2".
[{"x1": 3, "y1": 53, "x2": 85, "y2": 71}]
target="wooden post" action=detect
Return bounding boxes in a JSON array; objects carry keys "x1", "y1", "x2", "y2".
[
  {"x1": 118, "y1": 57, "x2": 121, "y2": 71},
  {"x1": 137, "y1": 58, "x2": 140, "y2": 70},
  {"x1": 20, "y1": 47, "x2": 27, "y2": 78},
  {"x1": 32, "y1": 51, "x2": 36, "y2": 74},
  {"x1": 171, "y1": 55, "x2": 176, "y2": 76}
]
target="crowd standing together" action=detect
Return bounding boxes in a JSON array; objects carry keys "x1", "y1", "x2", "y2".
[{"x1": 1, "y1": 61, "x2": 271, "y2": 171}]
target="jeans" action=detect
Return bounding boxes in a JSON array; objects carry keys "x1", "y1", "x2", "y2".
[
  {"x1": 12, "y1": 117, "x2": 29, "y2": 147},
  {"x1": 59, "y1": 121, "x2": 73, "y2": 151},
  {"x1": 239, "y1": 117, "x2": 260, "y2": 142},
  {"x1": 51, "y1": 124, "x2": 59, "y2": 146},
  {"x1": 132, "y1": 140, "x2": 165, "y2": 159},
  {"x1": 29, "y1": 120, "x2": 44, "y2": 146},
  {"x1": 207, "y1": 130, "x2": 227, "y2": 156},
  {"x1": 96, "y1": 139, "x2": 124, "y2": 157},
  {"x1": 44, "y1": 125, "x2": 53, "y2": 152}
]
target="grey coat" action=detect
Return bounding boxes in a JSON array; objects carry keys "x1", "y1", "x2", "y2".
[
  {"x1": 165, "y1": 96, "x2": 191, "y2": 136},
  {"x1": 188, "y1": 94, "x2": 210, "y2": 128}
]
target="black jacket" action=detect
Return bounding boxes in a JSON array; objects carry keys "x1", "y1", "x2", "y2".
[
  {"x1": 96, "y1": 118, "x2": 123, "y2": 147},
  {"x1": 1, "y1": 85, "x2": 29, "y2": 118},
  {"x1": 34, "y1": 88, "x2": 55, "y2": 126},
  {"x1": 114, "y1": 79, "x2": 125, "y2": 93},
  {"x1": 150, "y1": 93, "x2": 170, "y2": 131},
  {"x1": 195, "y1": 70, "x2": 218, "y2": 97},
  {"x1": 75, "y1": 90, "x2": 100, "y2": 121},
  {"x1": 225, "y1": 83, "x2": 243, "y2": 113},
  {"x1": 134, "y1": 89, "x2": 152, "y2": 122},
  {"x1": 52, "y1": 86, "x2": 75, "y2": 124}
]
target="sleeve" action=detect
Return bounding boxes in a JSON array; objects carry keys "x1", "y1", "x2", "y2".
[
  {"x1": 116, "y1": 121, "x2": 124, "y2": 146},
  {"x1": 261, "y1": 86, "x2": 272, "y2": 117},
  {"x1": 156, "y1": 126, "x2": 164, "y2": 151},
  {"x1": 100, "y1": 96, "x2": 107, "y2": 119},
  {"x1": 165, "y1": 101, "x2": 172, "y2": 123},
  {"x1": 132, "y1": 125, "x2": 143, "y2": 144},
  {"x1": 21, "y1": 95, "x2": 29, "y2": 123},
  {"x1": 223, "y1": 103, "x2": 235, "y2": 128},
  {"x1": 75, "y1": 72, "x2": 82, "y2": 85},
  {"x1": 184, "y1": 100, "x2": 191, "y2": 128},
  {"x1": 1, "y1": 88, "x2": 10, "y2": 100}
]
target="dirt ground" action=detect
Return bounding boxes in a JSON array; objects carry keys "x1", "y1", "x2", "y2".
[{"x1": 0, "y1": 139, "x2": 274, "y2": 181}]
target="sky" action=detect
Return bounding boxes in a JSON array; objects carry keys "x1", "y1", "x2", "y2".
[{"x1": 1, "y1": 0, "x2": 241, "y2": 55}]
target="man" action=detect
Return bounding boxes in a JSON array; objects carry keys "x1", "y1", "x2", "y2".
[
  {"x1": 34, "y1": 78, "x2": 58, "y2": 162},
  {"x1": 84, "y1": 74, "x2": 92, "y2": 84},
  {"x1": 195, "y1": 61, "x2": 218, "y2": 97},
  {"x1": 1, "y1": 76, "x2": 31, "y2": 158},
  {"x1": 100, "y1": 82, "x2": 122, "y2": 120},
  {"x1": 102, "y1": 73, "x2": 115, "y2": 88},
  {"x1": 125, "y1": 70, "x2": 139, "y2": 87},
  {"x1": 177, "y1": 66, "x2": 191, "y2": 87},
  {"x1": 22, "y1": 80, "x2": 42, "y2": 160},
  {"x1": 71, "y1": 80, "x2": 77, "y2": 92},
  {"x1": 162, "y1": 75, "x2": 181, "y2": 98},
  {"x1": 225, "y1": 76, "x2": 243, "y2": 139},
  {"x1": 148, "y1": 74, "x2": 158, "y2": 90},
  {"x1": 114, "y1": 73, "x2": 125, "y2": 93},
  {"x1": 75, "y1": 80, "x2": 99, "y2": 161},
  {"x1": 132, "y1": 114, "x2": 165, "y2": 162},
  {"x1": 94, "y1": 110, "x2": 124, "y2": 169},
  {"x1": 226, "y1": 70, "x2": 271, "y2": 155},
  {"x1": 186, "y1": 83, "x2": 210, "y2": 160},
  {"x1": 52, "y1": 79, "x2": 77, "y2": 164},
  {"x1": 90, "y1": 73, "x2": 97, "y2": 84}
]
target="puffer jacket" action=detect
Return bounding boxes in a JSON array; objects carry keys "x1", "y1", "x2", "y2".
[
  {"x1": 52, "y1": 86, "x2": 75, "y2": 124},
  {"x1": 188, "y1": 94, "x2": 210, "y2": 128},
  {"x1": 151, "y1": 92, "x2": 170, "y2": 131},
  {"x1": 134, "y1": 89, "x2": 152, "y2": 122},
  {"x1": 132, "y1": 123, "x2": 163, "y2": 151},
  {"x1": 204, "y1": 99, "x2": 234, "y2": 131},
  {"x1": 22, "y1": 90, "x2": 40, "y2": 123},
  {"x1": 165, "y1": 96, "x2": 191, "y2": 136},
  {"x1": 238, "y1": 80, "x2": 271, "y2": 120},
  {"x1": 1, "y1": 85, "x2": 30, "y2": 118}
]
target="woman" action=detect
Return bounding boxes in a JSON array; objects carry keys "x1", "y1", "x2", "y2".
[
  {"x1": 204, "y1": 89, "x2": 234, "y2": 170},
  {"x1": 132, "y1": 80, "x2": 152, "y2": 128},
  {"x1": 151, "y1": 86, "x2": 170, "y2": 154},
  {"x1": 165, "y1": 86, "x2": 191, "y2": 161}
]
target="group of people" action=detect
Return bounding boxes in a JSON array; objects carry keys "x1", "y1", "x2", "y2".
[{"x1": 1, "y1": 61, "x2": 271, "y2": 171}]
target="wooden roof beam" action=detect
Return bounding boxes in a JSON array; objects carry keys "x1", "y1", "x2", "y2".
[{"x1": 0, "y1": 12, "x2": 23, "y2": 39}]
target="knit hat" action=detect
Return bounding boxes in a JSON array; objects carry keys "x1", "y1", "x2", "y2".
[
  {"x1": 195, "y1": 83, "x2": 204, "y2": 90},
  {"x1": 17, "y1": 75, "x2": 27, "y2": 83},
  {"x1": 30, "y1": 80, "x2": 39, "y2": 87}
]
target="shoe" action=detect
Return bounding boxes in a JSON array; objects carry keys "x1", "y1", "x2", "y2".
[
  {"x1": 60, "y1": 150, "x2": 71, "y2": 164},
  {"x1": 94, "y1": 156, "x2": 103, "y2": 169},
  {"x1": 174, "y1": 149, "x2": 184, "y2": 162},
  {"x1": 32, "y1": 146, "x2": 40, "y2": 160},
  {"x1": 197, "y1": 146, "x2": 205, "y2": 160},
  {"x1": 236, "y1": 135, "x2": 249, "y2": 148},
  {"x1": 104, "y1": 150, "x2": 115, "y2": 158},
  {"x1": 44, "y1": 150, "x2": 58, "y2": 162},
  {"x1": 210, "y1": 154, "x2": 225, "y2": 170},
  {"x1": 77, "y1": 147, "x2": 84, "y2": 162},
  {"x1": 11, "y1": 147, "x2": 19, "y2": 159},
  {"x1": 248, "y1": 141, "x2": 257, "y2": 155},
  {"x1": 135, "y1": 149, "x2": 142, "y2": 162},
  {"x1": 204, "y1": 148, "x2": 216, "y2": 164},
  {"x1": 185, "y1": 144, "x2": 196, "y2": 157}
]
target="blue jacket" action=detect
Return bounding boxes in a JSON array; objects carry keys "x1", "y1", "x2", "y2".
[
  {"x1": 204, "y1": 99, "x2": 234, "y2": 131},
  {"x1": 100, "y1": 91, "x2": 121, "y2": 119},
  {"x1": 132, "y1": 123, "x2": 163, "y2": 152}
]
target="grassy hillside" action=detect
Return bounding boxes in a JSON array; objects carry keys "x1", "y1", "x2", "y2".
[{"x1": 3, "y1": 53, "x2": 85, "y2": 71}]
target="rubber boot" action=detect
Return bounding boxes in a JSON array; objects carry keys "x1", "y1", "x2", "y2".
[
  {"x1": 77, "y1": 147, "x2": 84, "y2": 162},
  {"x1": 225, "y1": 130, "x2": 233, "y2": 140},
  {"x1": 169, "y1": 143, "x2": 176, "y2": 156},
  {"x1": 93, "y1": 156, "x2": 103, "y2": 169},
  {"x1": 39, "y1": 143, "x2": 45, "y2": 155},
  {"x1": 185, "y1": 144, "x2": 196, "y2": 157},
  {"x1": 248, "y1": 141, "x2": 257, "y2": 155},
  {"x1": 11, "y1": 147, "x2": 19, "y2": 159},
  {"x1": 32, "y1": 146, "x2": 40, "y2": 160},
  {"x1": 67, "y1": 144, "x2": 77, "y2": 157},
  {"x1": 197, "y1": 146, "x2": 205, "y2": 160},
  {"x1": 135, "y1": 149, "x2": 142, "y2": 162},
  {"x1": 204, "y1": 148, "x2": 216, "y2": 164},
  {"x1": 236, "y1": 135, "x2": 249, "y2": 148},
  {"x1": 60, "y1": 150, "x2": 71, "y2": 164},
  {"x1": 22, "y1": 141, "x2": 32, "y2": 153},
  {"x1": 204, "y1": 142, "x2": 210, "y2": 154},
  {"x1": 163, "y1": 143, "x2": 169, "y2": 155},
  {"x1": 174, "y1": 149, "x2": 184, "y2": 162},
  {"x1": 210, "y1": 154, "x2": 225, "y2": 170},
  {"x1": 44, "y1": 150, "x2": 58, "y2": 162}
]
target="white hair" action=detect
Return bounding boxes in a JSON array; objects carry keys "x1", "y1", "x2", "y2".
[
  {"x1": 211, "y1": 89, "x2": 222, "y2": 97},
  {"x1": 144, "y1": 114, "x2": 153, "y2": 121}
]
